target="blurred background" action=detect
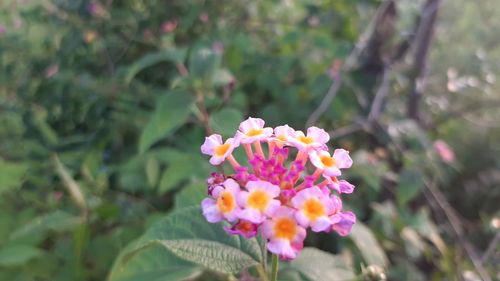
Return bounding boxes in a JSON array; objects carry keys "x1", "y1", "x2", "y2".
[{"x1": 0, "y1": 0, "x2": 499, "y2": 280}]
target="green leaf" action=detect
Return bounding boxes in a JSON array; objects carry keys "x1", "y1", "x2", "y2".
[
  {"x1": 188, "y1": 47, "x2": 222, "y2": 79},
  {"x1": 284, "y1": 248, "x2": 355, "y2": 281},
  {"x1": 108, "y1": 243, "x2": 201, "y2": 281},
  {"x1": 209, "y1": 108, "x2": 244, "y2": 137},
  {"x1": 0, "y1": 244, "x2": 43, "y2": 266},
  {"x1": 138, "y1": 90, "x2": 193, "y2": 154},
  {"x1": 0, "y1": 159, "x2": 29, "y2": 195},
  {"x1": 212, "y1": 68, "x2": 234, "y2": 87},
  {"x1": 145, "y1": 157, "x2": 160, "y2": 188},
  {"x1": 161, "y1": 239, "x2": 258, "y2": 274},
  {"x1": 10, "y1": 210, "x2": 81, "y2": 241},
  {"x1": 396, "y1": 169, "x2": 424, "y2": 206},
  {"x1": 350, "y1": 222, "x2": 389, "y2": 268},
  {"x1": 109, "y1": 206, "x2": 263, "y2": 277},
  {"x1": 157, "y1": 152, "x2": 210, "y2": 194},
  {"x1": 174, "y1": 181, "x2": 206, "y2": 208},
  {"x1": 124, "y1": 48, "x2": 187, "y2": 84}
]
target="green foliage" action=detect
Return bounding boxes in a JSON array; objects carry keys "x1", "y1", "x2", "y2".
[
  {"x1": 108, "y1": 206, "x2": 264, "y2": 279},
  {"x1": 0, "y1": 0, "x2": 499, "y2": 280}
]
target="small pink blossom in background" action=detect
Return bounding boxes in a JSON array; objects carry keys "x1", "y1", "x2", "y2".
[
  {"x1": 212, "y1": 41, "x2": 224, "y2": 54},
  {"x1": 142, "y1": 28, "x2": 154, "y2": 39},
  {"x1": 53, "y1": 191, "x2": 64, "y2": 201},
  {"x1": 327, "y1": 59, "x2": 342, "y2": 80},
  {"x1": 308, "y1": 16, "x2": 320, "y2": 27},
  {"x1": 87, "y1": 1, "x2": 110, "y2": 19},
  {"x1": 200, "y1": 117, "x2": 357, "y2": 260},
  {"x1": 13, "y1": 18, "x2": 23, "y2": 29},
  {"x1": 45, "y1": 64, "x2": 59, "y2": 78},
  {"x1": 161, "y1": 20, "x2": 177, "y2": 33},
  {"x1": 434, "y1": 140, "x2": 455, "y2": 163},
  {"x1": 199, "y1": 12, "x2": 209, "y2": 23},
  {"x1": 0, "y1": 25, "x2": 6, "y2": 35}
]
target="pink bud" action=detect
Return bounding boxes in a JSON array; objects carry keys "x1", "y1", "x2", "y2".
[
  {"x1": 434, "y1": 140, "x2": 455, "y2": 163},
  {"x1": 161, "y1": 20, "x2": 177, "y2": 33}
]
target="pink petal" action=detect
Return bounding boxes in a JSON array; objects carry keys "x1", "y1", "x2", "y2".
[{"x1": 333, "y1": 149, "x2": 353, "y2": 169}]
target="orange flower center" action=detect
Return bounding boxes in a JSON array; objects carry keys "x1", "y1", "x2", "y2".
[
  {"x1": 303, "y1": 198, "x2": 325, "y2": 221},
  {"x1": 246, "y1": 128, "x2": 263, "y2": 137},
  {"x1": 274, "y1": 217, "x2": 297, "y2": 240},
  {"x1": 320, "y1": 155, "x2": 336, "y2": 167},
  {"x1": 298, "y1": 136, "x2": 314, "y2": 144},
  {"x1": 237, "y1": 221, "x2": 253, "y2": 232},
  {"x1": 216, "y1": 191, "x2": 235, "y2": 214},
  {"x1": 247, "y1": 190, "x2": 270, "y2": 211},
  {"x1": 214, "y1": 143, "x2": 231, "y2": 157}
]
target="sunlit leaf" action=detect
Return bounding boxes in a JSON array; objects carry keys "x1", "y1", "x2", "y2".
[
  {"x1": 283, "y1": 248, "x2": 355, "y2": 281},
  {"x1": 350, "y1": 222, "x2": 389, "y2": 268}
]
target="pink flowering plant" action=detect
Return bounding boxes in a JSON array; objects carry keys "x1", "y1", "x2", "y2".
[{"x1": 200, "y1": 117, "x2": 356, "y2": 279}]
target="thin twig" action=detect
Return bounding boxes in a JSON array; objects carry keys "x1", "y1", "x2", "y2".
[
  {"x1": 480, "y1": 232, "x2": 500, "y2": 265},
  {"x1": 368, "y1": 65, "x2": 391, "y2": 121},
  {"x1": 306, "y1": 0, "x2": 393, "y2": 127},
  {"x1": 407, "y1": 0, "x2": 442, "y2": 121},
  {"x1": 425, "y1": 180, "x2": 491, "y2": 281}
]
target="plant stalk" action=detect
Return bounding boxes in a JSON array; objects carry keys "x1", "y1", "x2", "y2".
[{"x1": 270, "y1": 254, "x2": 279, "y2": 281}]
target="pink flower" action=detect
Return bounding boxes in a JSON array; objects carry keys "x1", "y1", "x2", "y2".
[
  {"x1": 201, "y1": 178, "x2": 242, "y2": 223},
  {"x1": 199, "y1": 117, "x2": 357, "y2": 260},
  {"x1": 289, "y1": 126, "x2": 330, "y2": 152},
  {"x1": 201, "y1": 134, "x2": 238, "y2": 165},
  {"x1": 44, "y1": 64, "x2": 59, "y2": 78},
  {"x1": 235, "y1": 117, "x2": 273, "y2": 144},
  {"x1": 330, "y1": 211, "x2": 356, "y2": 236},
  {"x1": 262, "y1": 207, "x2": 306, "y2": 260},
  {"x1": 161, "y1": 20, "x2": 177, "y2": 33},
  {"x1": 324, "y1": 176, "x2": 355, "y2": 194},
  {"x1": 0, "y1": 25, "x2": 6, "y2": 35},
  {"x1": 237, "y1": 180, "x2": 281, "y2": 223},
  {"x1": 310, "y1": 149, "x2": 353, "y2": 177},
  {"x1": 272, "y1": 125, "x2": 296, "y2": 147},
  {"x1": 291, "y1": 186, "x2": 337, "y2": 232},
  {"x1": 199, "y1": 12, "x2": 209, "y2": 23},
  {"x1": 434, "y1": 140, "x2": 455, "y2": 163},
  {"x1": 224, "y1": 220, "x2": 258, "y2": 238}
]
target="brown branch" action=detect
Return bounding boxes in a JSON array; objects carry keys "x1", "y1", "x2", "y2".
[
  {"x1": 407, "y1": 0, "x2": 442, "y2": 121},
  {"x1": 425, "y1": 180, "x2": 492, "y2": 281},
  {"x1": 306, "y1": 0, "x2": 395, "y2": 127}
]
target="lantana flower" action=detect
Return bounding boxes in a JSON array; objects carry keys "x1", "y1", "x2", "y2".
[
  {"x1": 201, "y1": 134, "x2": 238, "y2": 165},
  {"x1": 200, "y1": 117, "x2": 357, "y2": 260},
  {"x1": 262, "y1": 207, "x2": 306, "y2": 260}
]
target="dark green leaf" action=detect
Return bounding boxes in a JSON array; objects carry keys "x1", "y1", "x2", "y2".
[
  {"x1": 138, "y1": 90, "x2": 193, "y2": 154},
  {"x1": 209, "y1": 108, "x2": 244, "y2": 137},
  {"x1": 124, "y1": 48, "x2": 187, "y2": 84},
  {"x1": 0, "y1": 244, "x2": 43, "y2": 266},
  {"x1": 396, "y1": 169, "x2": 424, "y2": 206}
]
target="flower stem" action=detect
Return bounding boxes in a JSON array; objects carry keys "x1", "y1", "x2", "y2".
[{"x1": 270, "y1": 254, "x2": 279, "y2": 281}]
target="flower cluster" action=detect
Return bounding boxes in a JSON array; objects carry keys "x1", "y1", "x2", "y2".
[{"x1": 200, "y1": 117, "x2": 356, "y2": 260}]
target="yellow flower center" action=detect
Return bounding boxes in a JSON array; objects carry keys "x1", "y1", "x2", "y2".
[
  {"x1": 274, "y1": 217, "x2": 297, "y2": 240},
  {"x1": 303, "y1": 198, "x2": 325, "y2": 221},
  {"x1": 298, "y1": 136, "x2": 314, "y2": 144},
  {"x1": 216, "y1": 191, "x2": 235, "y2": 214},
  {"x1": 247, "y1": 190, "x2": 270, "y2": 211},
  {"x1": 320, "y1": 155, "x2": 336, "y2": 167},
  {"x1": 276, "y1": 135, "x2": 287, "y2": 142},
  {"x1": 246, "y1": 128, "x2": 263, "y2": 137},
  {"x1": 214, "y1": 143, "x2": 231, "y2": 157}
]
